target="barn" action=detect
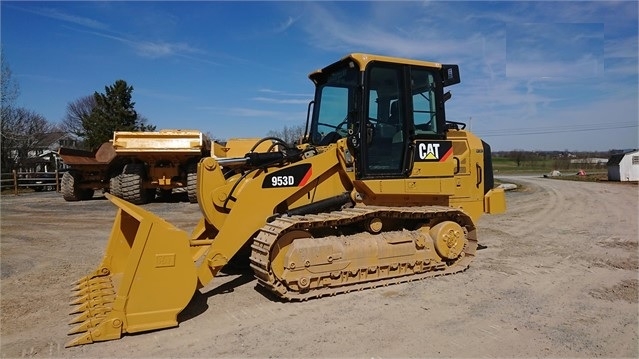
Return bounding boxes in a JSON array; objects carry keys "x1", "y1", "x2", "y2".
[{"x1": 607, "y1": 150, "x2": 639, "y2": 181}]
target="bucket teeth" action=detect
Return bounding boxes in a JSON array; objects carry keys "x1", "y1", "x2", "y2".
[
  {"x1": 65, "y1": 332, "x2": 95, "y2": 348},
  {"x1": 72, "y1": 279, "x2": 113, "y2": 295},
  {"x1": 68, "y1": 316, "x2": 105, "y2": 335},
  {"x1": 72, "y1": 274, "x2": 101, "y2": 287},
  {"x1": 70, "y1": 289, "x2": 116, "y2": 305},
  {"x1": 69, "y1": 294, "x2": 115, "y2": 314},
  {"x1": 69, "y1": 276, "x2": 116, "y2": 315},
  {"x1": 66, "y1": 274, "x2": 123, "y2": 348},
  {"x1": 72, "y1": 276, "x2": 112, "y2": 290},
  {"x1": 69, "y1": 306, "x2": 111, "y2": 324},
  {"x1": 72, "y1": 275, "x2": 90, "y2": 287},
  {"x1": 65, "y1": 316, "x2": 123, "y2": 348}
]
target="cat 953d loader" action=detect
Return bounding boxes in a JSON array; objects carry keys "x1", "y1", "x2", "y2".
[{"x1": 66, "y1": 53, "x2": 506, "y2": 347}]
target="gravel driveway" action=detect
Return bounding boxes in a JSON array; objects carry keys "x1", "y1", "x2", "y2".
[{"x1": 1, "y1": 176, "x2": 637, "y2": 358}]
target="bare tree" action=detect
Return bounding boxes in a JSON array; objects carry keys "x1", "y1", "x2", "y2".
[
  {"x1": 1, "y1": 50, "x2": 19, "y2": 108},
  {"x1": 136, "y1": 114, "x2": 155, "y2": 132},
  {"x1": 509, "y1": 150, "x2": 528, "y2": 167},
  {"x1": 0, "y1": 52, "x2": 60, "y2": 172},
  {"x1": 62, "y1": 95, "x2": 96, "y2": 137},
  {"x1": 63, "y1": 95, "x2": 155, "y2": 149},
  {"x1": 1, "y1": 107, "x2": 54, "y2": 171},
  {"x1": 267, "y1": 124, "x2": 306, "y2": 146},
  {"x1": 204, "y1": 131, "x2": 224, "y2": 143}
]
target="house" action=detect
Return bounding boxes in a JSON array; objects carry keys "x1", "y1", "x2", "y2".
[
  {"x1": 607, "y1": 150, "x2": 639, "y2": 181},
  {"x1": 570, "y1": 158, "x2": 608, "y2": 166},
  {"x1": 17, "y1": 132, "x2": 79, "y2": 172},
  {"x1": 20, "y1": 150, "x2": 61, "y2": 172}
]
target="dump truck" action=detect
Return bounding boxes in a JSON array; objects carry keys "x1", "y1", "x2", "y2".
[
  {"x1": 58, "y1": 142, "x2": 123, "y2": 201},
  {"x1": 59, "y1": 129, "x2": 210, "y2": 204},
  {"x1": 66, "y1": 53, "x2": 507, "y2": 347}
]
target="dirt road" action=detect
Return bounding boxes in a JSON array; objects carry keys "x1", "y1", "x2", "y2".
[{"x1": 1, "y1": 176, "x2": 637, "y2": 358}]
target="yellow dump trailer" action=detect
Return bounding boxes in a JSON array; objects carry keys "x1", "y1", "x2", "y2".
[{"x1": 59, "y1": 129, "x2": 210, "y2": 204}]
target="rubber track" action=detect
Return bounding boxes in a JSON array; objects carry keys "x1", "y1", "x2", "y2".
[{"x1": 249, "y1": 206, "x2": 477, "y2": 301}]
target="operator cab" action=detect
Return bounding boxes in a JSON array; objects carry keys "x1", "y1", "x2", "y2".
[{"x1": 307, "y1": 53, "x2": 460, "y2": 179}]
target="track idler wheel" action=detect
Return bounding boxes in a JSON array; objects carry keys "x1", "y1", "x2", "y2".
[
  {"x1": 430, "y1": 221, "x2": 466, "y2": 260},
  {"x1": 364, "y1": 217, "x2": 383, "y2": 234}
]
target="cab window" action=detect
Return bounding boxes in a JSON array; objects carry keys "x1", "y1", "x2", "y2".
[
  {"x1": 310, "y1": 65, "x2": 359, "y2": 146},
  {"x1": 364, "y1": 65, "x2": 406, "y2": 175},
  {"x1": 411, "y1": 69, "x2": 438, "y2": 136}
]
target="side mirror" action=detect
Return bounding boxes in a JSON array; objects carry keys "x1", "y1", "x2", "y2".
[{"x1": 441, "y1": 65, "x2": 460, "y2": 87}]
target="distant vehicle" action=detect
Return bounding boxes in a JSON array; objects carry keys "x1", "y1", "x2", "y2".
[
  {"x1": 58, "y1": 129, "x2": 211, "y2": 203},
  {"x1": 24, "y1": 171, "x2": 65, "y2": 192}
]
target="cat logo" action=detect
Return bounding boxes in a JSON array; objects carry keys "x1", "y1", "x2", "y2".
[
  {"x1": 414, "y1": 141, "x2": 453, "y2": 162},
  {"x1": 419, "y1": 143, "x2": 440, "y2": 159}
]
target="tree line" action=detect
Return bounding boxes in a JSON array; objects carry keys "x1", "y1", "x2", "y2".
[{"x1": 1, "y1": 52, "x2": 154, "y2": 173}]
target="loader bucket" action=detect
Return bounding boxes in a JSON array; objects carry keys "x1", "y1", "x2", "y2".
[{"x1": 66, "y1": 194, "x2": 197, "y2": 347}]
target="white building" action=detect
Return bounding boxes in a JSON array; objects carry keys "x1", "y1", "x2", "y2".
[{"x1": 607, "y1": 150, "x2": 639, "y2": 181}]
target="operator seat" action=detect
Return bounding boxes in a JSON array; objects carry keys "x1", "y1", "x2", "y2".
[{"x1": 376, "y1": 101, "x2": 400, "y2": 139}]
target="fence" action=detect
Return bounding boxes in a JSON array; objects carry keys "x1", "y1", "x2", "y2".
[{"x1": 0, "y1": 170, "x2": 63, "y2": 195}]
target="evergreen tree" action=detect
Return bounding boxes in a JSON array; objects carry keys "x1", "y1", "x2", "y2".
[{"x1": 82, "y1": 79, "x2": 155, "y2": 149}]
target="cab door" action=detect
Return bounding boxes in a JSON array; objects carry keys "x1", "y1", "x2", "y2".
[
  {"x1": 359, "y1": 63, "x2": 408, "y2": 178},
  {"x1": 357, "y1": 62, "x2": 457, "y2": 196}
]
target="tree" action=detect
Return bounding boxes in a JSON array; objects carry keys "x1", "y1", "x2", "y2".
[
  {"x1": 1, "y1": 52, "x2": 61, "y2": 172},
  {"x1": 509, "y1": 150, "x2": 528, "y2": 167},
  {"x1": 1, "y1": 50, "x2": 19, "y2": 109},
  {"x1": 1, "y1": 107, "x2": 55, "y2": 171},
  {"x1": 82, "y1": 79, "x2": 155, "y2": 149},
  {"x1": 267, "y1": 124, "x2": 306, "y2": 146},
  {"x1": 62, "y1": 95, "x2": 96, "y2": 138},
  {"x1": 1, "y1": 50, "x2": 20, "y2": 158}
]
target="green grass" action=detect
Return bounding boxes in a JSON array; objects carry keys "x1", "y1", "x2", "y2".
[
  {"x1": 493, "y1": 157, "x2": 607, "y2": 175},
  {"x1": 492, "y1": 155, "x2": 615, "y2": 188},
  {"x1": 493, "y1": 157, "x2": 553, "y2": 173}
]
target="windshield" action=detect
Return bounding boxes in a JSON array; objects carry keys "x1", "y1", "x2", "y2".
[{"x1": 309, "y1": 64, "x2": 360, "y2": 145}]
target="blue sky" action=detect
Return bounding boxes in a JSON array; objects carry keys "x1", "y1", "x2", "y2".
[{"x1": 1, "y1": 1, "x2": 637, "y2": 151}]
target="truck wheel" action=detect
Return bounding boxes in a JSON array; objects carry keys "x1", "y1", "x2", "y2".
[
  {"x1": 120, "y1": 163, "x2": 149, "y2": 205},
  {"x1": 187, "y1": 164, "x2": 197, "y2": 203},
  {"x1": 109, "y1": 174, "x2": 122, "y2": 198},
  {"x1": 61, "y1": 171, "x2": 94, "y2": 201}
]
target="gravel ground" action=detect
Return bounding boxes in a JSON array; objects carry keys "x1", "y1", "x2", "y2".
[{"x1": 1, "y1": 176, "x2": 637, "y2": 358}]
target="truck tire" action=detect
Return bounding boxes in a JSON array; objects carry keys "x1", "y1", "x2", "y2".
[
  {"x1": 120, "y1": 163, "x2": 150, "y2": 205},
  {"x1": 61, "y1": 171, "x2": 94, "y2": 201},
  {"x1": 109, "y1": 174, "x2": 122, "y2": 198},
  {"x1": 187, "y1": 164, "x2": 197, "y2": 203}
]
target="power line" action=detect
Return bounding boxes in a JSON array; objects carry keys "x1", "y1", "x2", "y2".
[{"x1": 476, "y1": 121, "x2": 638, "y2": 137}]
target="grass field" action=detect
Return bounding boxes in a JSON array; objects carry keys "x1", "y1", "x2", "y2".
[
  {"x1": 492, "y1": 155, "x2": 619, "y2": 187},
  {"x1": 493, "y1": 156, "x2": 606, "y2": 175}
]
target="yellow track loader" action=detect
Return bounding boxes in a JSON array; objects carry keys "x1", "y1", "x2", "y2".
[{"x1": 67, "y1": 53, "x2": 506, "y2": 347}]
